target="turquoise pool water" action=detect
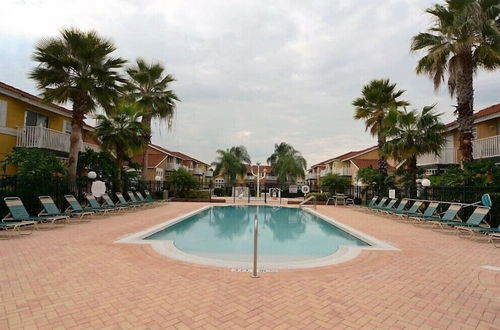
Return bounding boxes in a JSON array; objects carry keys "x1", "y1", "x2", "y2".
[{"x1": 145, "y1": 206, "x2": 369, "y2": 262}]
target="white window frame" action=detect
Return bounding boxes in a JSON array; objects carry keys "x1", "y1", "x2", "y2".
[{"x1": 0, "y1": 100, "x2": 7, "y2": 127}]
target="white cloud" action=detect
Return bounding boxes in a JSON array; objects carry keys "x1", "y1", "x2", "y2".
[{"x1": 1, "y1": 0, "x2": 498, "y2": 167}]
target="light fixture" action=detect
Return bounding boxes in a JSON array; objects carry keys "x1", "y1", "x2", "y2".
[
  {"x1": 421, "y1": 178, "x2": 431, "y2": 187},
  {"x1": 416, "y1": 178, "x2": 422, "y2": 185},
  {"x1": 87, "y1": 171, "x2": 97, "y2": 180},
  {"x1": 357, "y1": 180, "x2": 363, "y2": 187},
  {"x1": 155, "y1": 175, "x2": 162, "y2": 182}
]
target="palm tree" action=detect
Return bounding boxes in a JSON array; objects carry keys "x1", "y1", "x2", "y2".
[
  {"x1": 411, "y1": 0, "x2": 500, "y2": 162},
  {"x1": 267, "y1": 142, "x2": 306, "y2": 185},
  {"x1": 30, "y1": 28, "x2": 126, "y2": 189},
  {"x1": 126, "y1": 58, "x2": 180, "y2": 180},
  {"x1": 382, "y1": 105, "x2": 447, "y2": 184},
  {"x1": 353, "y1": 79, "x2": 410, "y2": 175},
  {"x1": 93, "y1": 103, "x2": 147, "y2": 191},
  {"x1": 212, "y1": 146, "x2": 251, "y2": 185}
]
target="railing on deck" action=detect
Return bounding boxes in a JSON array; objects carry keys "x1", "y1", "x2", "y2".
[{"x1": 473, "y1": 135, "x2": 500, "y2": 159}]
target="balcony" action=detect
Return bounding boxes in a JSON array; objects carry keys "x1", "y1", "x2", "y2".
[
  {"x1": 332, "y1": 167, "x2": 352, "y2": 176},
  {"x1": 190, "y1": 168, "x2": 204, "y2": 176},
  {"x1": 417, "y1": 147, "x2": 457, "y2": 166},
  {"x1": 320, "y1": 169, "x2": 330, "y2": 177},
  {"x1": 306, "y1": 173, "x2": 316, "y2": 180},
  {"x1": 246, "y1": 175, "x2": 255, "y2": 181},
  {"x1": 16, "y1": 126, "x2": 99, "y2": 154},
  {"x1": 473, "y1": 135, "x2": 500, "y2": 159},
  {"x1": 265, "y1": 175, "x2": 277, "y2": 181},
  {"x1": 166, "y1": 162, "x2": 181, "y2": 171}
]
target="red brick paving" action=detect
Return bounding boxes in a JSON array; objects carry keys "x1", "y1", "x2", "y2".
[{"x1": 0, "y1": 203, "x2": 499, "y2": 329}]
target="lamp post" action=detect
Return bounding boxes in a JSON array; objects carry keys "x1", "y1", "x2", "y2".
[{"x1": 251, "y1": 162, "x2": 266, "y2": 198}]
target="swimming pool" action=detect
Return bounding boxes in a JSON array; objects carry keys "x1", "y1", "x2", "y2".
[
  {"x1": 146, "y1": 205, "x2": 368, "y2": 262},
  {"x1": 118, "y1": 205, "x2": 397, "y2": 269}
]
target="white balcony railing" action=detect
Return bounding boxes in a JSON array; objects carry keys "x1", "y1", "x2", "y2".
[
  {"x1": 332, "y1": 167, "x2": 352, "y2": 176},
  {"x1": 320, "y1": 169, "x2": 330, "y2": 177},
  {"x1": 417, "y1": 147, "x2": 457, "y2": 166},
  {"x1": 17, "y1": 126, "x2": 102, "y2": 154},
  {"x1": 473, "y1": 135, "x2": 500, "y2": 159},
  {"x1": 166, "y1": 163, "x2": 181, "y2": 171},
  {"x1": 190, "y1": 168, "x2": 204, "y2": 176},
  {"x1": 17, "y1": 126, "x2": 70, "y2": 153},
  {"x1": 246, "y1": 175, "x2": 255, "y2": 181},
  {"x1": 265, "y1": 175, "x2": 277, "y2": 181},
  {"x1": 306, "y1": 173, "x2": 316, "y2": 180}
]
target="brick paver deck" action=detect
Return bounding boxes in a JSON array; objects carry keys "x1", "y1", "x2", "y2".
[{"x1": 1, "y1": 203, "x2": 499, "y2": 329}]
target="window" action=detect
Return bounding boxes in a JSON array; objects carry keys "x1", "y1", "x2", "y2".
[
  {"x1": 155, "y1": 168, "x2": 164, "y2": 179},
  {"x1": 25, "y1": 110, "x2": 48, "y2": 128},
  {"x1": 0, "y1": 100, "x2": 7, "y2": 126},
  {"x1": 471, "y1": 127, "x2": 477, "y2": 140},
  {"x1": 63, "y1": 120, "x2": 72, "y2": 134}
]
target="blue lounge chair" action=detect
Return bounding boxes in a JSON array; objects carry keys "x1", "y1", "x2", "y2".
[
  {"x1": 376, "y1": 199, "x2": 398, "y2": 213},
  {"x1": 3, "y1": 197, "x2": 68, "y2": 228},
  {"x1": 64, "y1": 195, "x2": 96, "y2": 217},
  {"x1": 369, "y1": 197, "x2": 389, "y2": 211},
  {"x1": 85, "y1": 193, "x2": 114, "y2": 215},
  {"x1": 384, "y1": 198, "x2": 409, "y2": 215},
  {"x1": 101, "y1": 194, "x2": 128, "y2": 212},
  {"x1": 115, "y1": 192, "x2": 140, "y2": 209},
  {"x1": 408, "y1": 201, "x2": 440, "y2": 223},
  {"x1": 127, "y1": 191, "x2": 148, "y2": 206},
  {"x1": 39, "y1": 196, "x2": 91, "y2": 222},
  {"x1": 441, "y1": 206, "x2": 491, "y2": 231}
]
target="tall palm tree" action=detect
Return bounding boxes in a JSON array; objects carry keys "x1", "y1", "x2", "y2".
[
  {"x1": 30, "y1": 28, "x2": 126, "y2": 189},
  {"x1": 267, "y1": 142, "x2": 306, "y2": 185},
  {"x1": 353, "y1": 79, "x2": 410, "y2": 175},
  {"x1": 411, "y1": 0, "x2": 500, "y2": 162},
  {"x1": 212, "y1": 146, "x2": 251, "y2": 185},
  {"x1": 382, "y1": 105, "x2": 447, "y2": 184},
  {"x1": 93, "y1": 103, "x2": 147, "y2": 191},
  {"x1": 126, "y1": 58, "x2": 180, "y2": 180}
]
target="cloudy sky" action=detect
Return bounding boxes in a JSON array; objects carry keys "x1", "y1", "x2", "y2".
[{"x1": 1, "y1": 0, "x2": 498, "y2": 166}]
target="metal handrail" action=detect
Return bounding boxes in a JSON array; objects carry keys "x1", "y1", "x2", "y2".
[
  {"x1": 300, "y1": 195, "x2": 317, "y2": 209},
  {"x1": 251, "y1": 215, "x2": 259, "y2": 278}
]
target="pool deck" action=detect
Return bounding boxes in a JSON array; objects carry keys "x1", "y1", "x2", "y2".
[{"x1": 0, "y1": 202, "x2": 499, "y2": 329}]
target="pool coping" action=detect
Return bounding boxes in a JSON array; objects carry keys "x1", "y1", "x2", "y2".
[{"x1": 115, "y1": 205, "x2": 399, "y2": 270}]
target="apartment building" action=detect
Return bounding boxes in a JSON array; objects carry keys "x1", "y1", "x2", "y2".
[
  {"x1": 417, "y1": 103, "x2": 500, "y2": 174},
  {"x1": 0, "y1": 81, "x2": 100, "y2": 174}
]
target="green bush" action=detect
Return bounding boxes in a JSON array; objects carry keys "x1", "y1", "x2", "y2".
[
  {"x1": 168, "y1": 168, "x2": 197, "y2": 197},
  {"x1": 177, "y1": 190, "x2": 210, "y2": 199},
  {"x1": 1, "y1": 148, "x2": 67, "y2": 179}
]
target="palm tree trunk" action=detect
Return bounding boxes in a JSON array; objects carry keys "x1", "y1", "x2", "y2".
[
  {"x1": 455, "y1": 52, "x2": 474, "y2": 163},
  {"x1": 141, "y1": 115, "x2": 152, "y2": 180},
  {"x1": 68, "y1": 103, "x2": 84, "y2": 192},
  {"x1": 116, "y1": 146, "x2": 124, "y2": 192},
  {"x1": 406, "y1": 155, "x2": 418, "y2": 187},
  {"x1": 377, "y1": 135, "x2": 388, "y2": 175}
]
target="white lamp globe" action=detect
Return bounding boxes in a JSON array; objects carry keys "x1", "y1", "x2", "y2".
[
  {"x1": 155, "y1": 175, "x2": 162, "y2": 182},
  {"x1": 87, "y1": 171, "x2": 97, "y2": 180},
  {"x1": 416, "y1": 178, "x2": 422, "y2": 185},
  {"x1": 421, "y1": 178, "x2": 431, "y2": 187},
  {"x1": 357, "y1": 180, "x2": 363, "y2": 187}
]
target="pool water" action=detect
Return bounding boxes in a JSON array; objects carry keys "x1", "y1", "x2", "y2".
[{"x1": 146, "y1": 205, "x2": 369, "y2": 263}]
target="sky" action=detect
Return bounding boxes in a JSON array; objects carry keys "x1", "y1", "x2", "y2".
[{"x1": 1, "y1": 0, "x2": 498, "y2": 167}]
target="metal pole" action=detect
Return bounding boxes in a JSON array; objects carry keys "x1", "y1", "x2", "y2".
[{"x1": 251, "y1": 214, "x2": 259, "y2": 278}]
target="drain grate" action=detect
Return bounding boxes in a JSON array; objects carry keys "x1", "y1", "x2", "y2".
[{"x1": 231, "y1": 268, "x2": 278, "y2": 273}]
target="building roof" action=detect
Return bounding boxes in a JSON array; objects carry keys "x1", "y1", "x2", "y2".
[
  {"x1": 446, "y1": 103, "x2": 500, "y2": 129},
  {"x1": 137, "y1": 143, "x2": 210, "y2": 168},
  {"x1": 0, "y1": 81, "x2": 94, "y2": 130},
  {"x1": 245, "y1": 164, "x2": 272, "y2": 173},
  {"x1": 350, "y1": 158, "x2": 396, "y2": 172}
]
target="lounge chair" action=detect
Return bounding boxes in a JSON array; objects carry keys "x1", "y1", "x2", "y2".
[
  {"x1": 419, "y1": 203, "x2": 462, "y2": 228},
  {"x1": 376, "y1": 199, "x2": 398, "y2": 213},
  {"x1": 369, "y1": 197, "x2": 389, "y2": 211},
  {"x1": 144, "y1": 189, "x2": 168, "y2": 204},
  {"x1": 64, "y1": 195, "x2": 96, "y2": 217},
  {"x1": 0, "y1": 220, "x2": 37, "y2": 239},
  {"x1": 85, "y1": 193, "x2": 114, "y2": 215},
  {"x1": 39, "y1": 196, "x2": 91, "y2": 222},
  {"x1": 392, "y1": 200, "x2": 424, "y2": 221},
  {"x1": 489, "y1": 233, "x2": 500, "y2": 248},
  {"x1": 384, "y1": 198, "x2": 409, "y2": 215},
  {"x1": 115, "y1": 192, "x2": 140, "y2": 209},
  {"x1": 408, "y1": 201, "x2": 440, "y2": 223},
  {"x1": 127, "y1": 191, "x2": 148, "y2": 207},
  {"x1": 101, "y1": 194, "x2": 128, "y2": 212},
  {"x1": 408, "y1": 202, "x2": 441, "y2": 224},
  {"x1": 136, "y1": 192, "x2": 158, "y2": 206},
  {"x1": 437, "y1": 206, "x2": 490, "y2": 232},
  {"x1": 3, "y1": 197, "x2": 68, "y2": 228}
]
